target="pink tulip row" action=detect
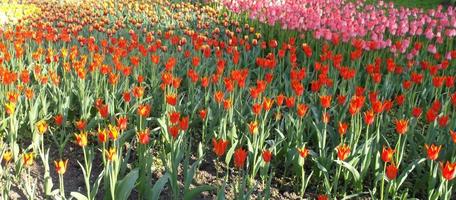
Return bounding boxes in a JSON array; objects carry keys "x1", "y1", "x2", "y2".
[{"x1": 216, "y1": 0, "x2": 456, "y2": 50}]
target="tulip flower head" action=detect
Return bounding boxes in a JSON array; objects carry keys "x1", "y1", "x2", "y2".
[
  {"x1": 394, "y1": 119, "x2": 408, "y2": 135},
  {"x1": 440, "y1": 161, "x2": 456, "y2": 181},
  {"x1": 382, "y1": 146, "x2": 395, "y2": 163},
  {"x1": 262, "y1": 150, "x2": 272, "y2": 163},
  {"x1": 36, "y1": 120, "x2": 48, "y2": 135},
  {"x1": 386, "y1": 163, "x2": 398, "y2": 180},
  {"x1": 2, "y1": 150, "x2": 12, "y2": 163},
  {"x1": 54, "y1": 159, "x2": 68, "y2": 175},
  {"x1": 424, "y1": 144, "x2": 442, "y2": 161},
  {"x1": 212, "y1": 138, "x2": 229, "y2": 157},
  {"x1": 75, "y1": 131, "x2": 88, "y2": 147},
  {"x1": 234, "y1": 148, "x2": 248, "y2": 168},
  {"x1": 336, "y1": 144, "x2": 350, "y2": 161}
]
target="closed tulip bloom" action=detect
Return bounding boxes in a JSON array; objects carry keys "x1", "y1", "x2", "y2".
[
  {"x1": 338, "y1": 122, "x2": 348, "y2": 136},
  {"x1": 2, "y1": 150, "x2": 12, "y2": 163},
  {"x1": 23, "y1": 152, "x2": 35, "y2": 167},
  {"x1": 386, "y1": 163, "x2": 398, "y2": 180},
  {"x1": 116, "y1": 116, "x2": 128, "y2": 130},
  {"x1": 450, "y1": 130, "x2": 456, "y2": 144},
  {"x1": 36, "y1": 120, "x2": 48, "y2": 135},
  {"x1": 262, "y1": 150, "x2": 272, "y2": 163}
]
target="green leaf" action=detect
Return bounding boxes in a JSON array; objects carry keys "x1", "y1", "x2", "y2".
[
  {"x1": 184, "y1": 185, "x2": 216, "y2": 200},
  {"x1": 70, "y1": 192, "x2": 88, "y2": 200},
  {"x1": 216, "y1": 181, "x2": 226, "y2": 200},
  {"x1": 225, "y1": 140, "x2": 238, "y2": 167},
  {"x1": 145, "y1": 173, "x2": 170, "y2": 200},
  {"x1": 91, "y1": 169, "x2": 105, "y2": 199},
  {"x1": 115, "y1": 168, "x2": 139, "y2": 200},
  {"x1": 334, "y1": 160, "x2": 360, "y2": 183},
  {"x1": 397, "y1": 158, "x2": 426, "y2": 189}
]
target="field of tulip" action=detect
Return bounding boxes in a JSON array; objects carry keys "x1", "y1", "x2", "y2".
[{"x1": 0, "y1": 0, "x2": 455, "y2": 199}]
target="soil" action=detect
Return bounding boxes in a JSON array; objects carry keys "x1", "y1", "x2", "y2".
[{"x1": 7, "y1": 141, "x2": 306, "y2": 200}]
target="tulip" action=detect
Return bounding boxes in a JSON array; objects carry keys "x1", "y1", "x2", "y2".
[
  {"x1": 386, "y1": 163, "x2": 398, "y2": 180},
  {"x1": 212, "y1": 138, "x2": 229, "y2": 157},
  {"x1": 234, "y1": 148, "x2": 248, "y2": 168},
  {"x1": 424, "y1": 144, "x2": 442, "y2": 161},
  {"x1": 262, "y1": 150, "x2": 272, "y2": 163},
  {"x1": 36, "y1": 120, "x2": 48, "y2": 135},
  {"x1": 394, "y1": 119, "x2": 408, "y2": 135},
  {"x1": 54, "y1": 159, "x2": 68, "y2": 175},
  {"x1": 336, "y1": 144, "x2": 350, "y2": 161},
  {"x1": 75, "y1": 131, "x2": 88, "y2": 147},
  {"x1": 440, "y1": 161, "x2": 456, "y2": 181},
  {"x1": 382, "y1": 146, "x2": 395, "y2": 163}
]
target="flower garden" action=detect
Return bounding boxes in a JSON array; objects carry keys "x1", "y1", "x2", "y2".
[{"x1": 0, "y1": 0, "x2": 455, "y2": 199}]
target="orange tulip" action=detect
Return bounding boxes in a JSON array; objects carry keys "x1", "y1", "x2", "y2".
[
  {"x1": 440, "y1": 161, "x2": 456, "y2": 181},
  {"x1": 424, "y1": 144, "x2": 442, "y2": 161},
  {"x1": 338, "y1": 122, "x2": 348, "y2": 136},
  {"x1": 137, "y1": 129, "x2": 150, "y2": 145},
  {"x1": 22, "y1": 152, "x2": 35, "y2": 167},
  {"x1": 54, "y1": 159, "x2": 68, "y2": 175},
  {"x1": 336, "y1": 144, "x2": 350, "y2": 161},
  {"x1": 75, "y1": 131, "x2": 88, "y2": 147},
  {"x1": 297, "y1": 147, "x2": 309, "y2": 158},
  {"x1": 394, "y1": 119, "x2": 408, "y2": 135},
  {"x1": 450, "y1": 130, "x2": 456, "y2": 143},
  {"x1": 381, "y1": 146, "x2": 395, "y2": 163}
]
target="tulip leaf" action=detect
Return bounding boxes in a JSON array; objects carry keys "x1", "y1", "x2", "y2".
[
  {"x1": 397, "y1": 158, "x2": 426, "y2": 189},
  {"x1": 334, "y1": 160, "x2": 360, "y2": 183},
  {"x1": 146, "y1": 172, "x2": 170, "y2": 200},
  {"x1": 115, "y1": 168, "x2": 139, "y2": 200},
  {"x1": 225, "y1": 140, "x2": 238, "y2": 167},
  {"x1": 70, "y1": 192, "x2": 88, "y2": 200},
  {"x1": 184, "y1": 185, "x2": 216, "y2": 200}
]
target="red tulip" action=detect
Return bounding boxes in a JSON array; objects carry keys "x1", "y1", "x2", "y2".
[
  {"x1": 336, "y1": 144, "x2": 350, "y2": 161},
  {"x1": 234, "y1": 148, "x2": 248, "y2": 168},
  {"x1": 394, "y1": 119, "x2": 408, "y2": 135},
  {"x1": 381, "y1": 146, "x2": 395, "y2": 163},
  {"x1": 319, "y1": 95, "x2": 332, "y2": 109},
  {"x1": 137, "y1": 129, "x2": 150, "y2": 145},
  {"x1": 386, "y1": 163, "x2": 398, "y2": 180},
  {"x1": 262, "y1": 150, "x2": 272, "y2": 163},
  {"x1": 440, "y1": 161, "x2": 456, "y2": 181},
  {"x1": 338, "y1": 122, "x2": 348, "y2": 136},
  {"x1": 424, "y1": 144, "x2": 442, "y2": 161},
  {"x1": 212, "y1": 138, "x2": 229, "y2": 157}
]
